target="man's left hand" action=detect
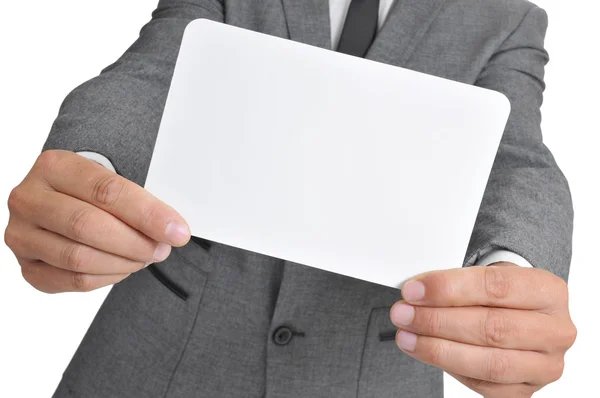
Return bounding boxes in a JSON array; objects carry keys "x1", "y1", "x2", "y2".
[{"x1": 390, "y1": 263, "x2": 576, "y2": 398}]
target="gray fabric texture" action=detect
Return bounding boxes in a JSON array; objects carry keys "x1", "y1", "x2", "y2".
[{"x1": 44, "y1": 0, "x2": 573, "y2": 397}]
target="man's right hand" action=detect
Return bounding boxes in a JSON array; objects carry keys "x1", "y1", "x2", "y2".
[{"x1": 4, "y1": 150, "x2": 191, "y2": 293}]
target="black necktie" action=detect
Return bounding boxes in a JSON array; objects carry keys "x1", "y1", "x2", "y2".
[{"x1": 336, "y1": 0, "x2": 380, "y2": 57}]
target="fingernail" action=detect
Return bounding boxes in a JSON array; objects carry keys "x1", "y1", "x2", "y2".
[
  {"x1": 391, "y1": 303, "x2": 415, "y2": 326},
  {"x1": 153, "y1": 243, "x2": 172, "y2": 262},
  {"x1": 165, "y1": 221, "x2": 190, "y2": 245},
  {"x1": 397, "y1": 330, "x2": 417, "y2": 352},
  {"x1": 402, "y1": 281, "x2": 425, "y2": 301}
]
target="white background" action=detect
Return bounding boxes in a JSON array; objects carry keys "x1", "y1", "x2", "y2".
[{"x1": 0, "y1": 1, "x2": 597, "y2": 397}]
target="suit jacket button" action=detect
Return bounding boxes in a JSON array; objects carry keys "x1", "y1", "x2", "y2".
[{"x1": 272, "y1": 326, "x2": 294, "y2": 346}]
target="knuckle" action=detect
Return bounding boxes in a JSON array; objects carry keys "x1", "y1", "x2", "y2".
[
  {"x1": 567, "y1": 323, "x2": 578, "y2": 347},
  {"x1": 423, "y1": 309, "x2": 444, "y2": 335},
  {"x1": 61, "y1": 243, "x2": 85, "y2": 272},
  {"x1": 497, "y1": 386, "x2": 536, "y2": 398},
  {"x1": 20, "y1": 260, "x2": 33, "y2": 280},
  {"x1": 427, "y1": 340, "x2": 448, "y2": 366},
  {"x1": 3, "y1": 224, "x2": 20, "y2": 251},
  {"x1": 484, "y1": 266, "x2": 511, "y2": 301},
  {"x1": 560, "y1": 322, "x2": 577, "y2": 349},
  {"x1": 483, "y1": 308, "x2": 511, "y2": 347},
  {"x1": 19, "y1": 260, "x2": 58, "y2": 294},
  {"x1": 20, "y1": 261, "x2": 40, "y2": 288},
  {"x1": 7, "y1": 186, "x2": 25, "y2": 214},
  {"x1": 555, "y1": 278, "x2": 569, "y2": 303},
  {"x1": 67, "y1": 208, "x2": 93, "y2": 240},
  {"x1": 90, "y1": 175, "x2": 126, "y2": 207},
  {"x1": 36, "y1": 150, "x2": 60, "y2": 170},
  {"x1": 486, "y1": 350, "x2": 511, "y2": 382},
  {"x1": 141, "y1": 204, "x2": 160, "y2": 230},
  {"x1": 72, "y1": 272, "x2": 92, "y2": 292},
  {"x1": 36, "y1": 150, "x2": 62, "y2": 180},
  {"x1": 547, "y1": 358, "x2": 565, "y2": 383},
  {"x1": 518, "y1": 388, "x2": 537, "y2": 398},
  {"x1": 460, "y1": 377, "x2": 492, "y2": 395}
]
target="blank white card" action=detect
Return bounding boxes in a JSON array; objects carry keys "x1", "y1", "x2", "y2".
[{"x1": 144, "y1": 19, "x2": 510, "y2": 288}]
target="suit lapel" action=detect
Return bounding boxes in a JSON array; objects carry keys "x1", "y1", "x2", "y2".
[
  {"x1": 280, "y1": 0, "x2": 331, "y2": 49},
  {"x1": 366, "y1": 0, "x2": 448, "y2": 66}
]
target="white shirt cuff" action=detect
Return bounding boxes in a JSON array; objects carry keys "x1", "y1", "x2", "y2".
[
  {"x1": 476, "y1": 249, "x2": 534, "y2": 268},
  {"x1": 76, "y1": 151, "x2": 116, "y2": 173}
]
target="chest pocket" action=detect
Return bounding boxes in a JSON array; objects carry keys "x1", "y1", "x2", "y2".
[
  {"x1": 358, "y1": 307, "x2": 443, "y2": 398},
  {"x1": 148, "y1": 236, "x2": 213, "y2": 300}
]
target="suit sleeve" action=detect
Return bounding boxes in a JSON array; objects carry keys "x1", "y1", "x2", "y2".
[
  {"x1": 465, "y1": 5, "x2": 573, "y2": 281},
  {"x1": 42, "y1": 0, "x2": 224, "y2": 186}
]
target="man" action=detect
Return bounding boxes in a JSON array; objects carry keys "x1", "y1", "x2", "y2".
[{"x1": 4, "y1": 0, "x2": 576, "y2": 397}]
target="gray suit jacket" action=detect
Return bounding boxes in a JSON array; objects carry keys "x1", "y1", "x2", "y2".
[{"x1": 44, "y1": 0, "x2": 573, "y2": 397}]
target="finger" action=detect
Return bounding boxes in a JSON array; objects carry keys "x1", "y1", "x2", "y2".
[
  {"x1": 20, "y1": 259, "x2": 129, "y2": 294},
  {"x1": 11, "y1": 224, "x2": 154, "y2": 274},
  {"x1": 24, "y1": 189, "x2": 171, "y2": 263},
  {"x1": 390, "y1": 302, "x2": 562, "y2": 352},
  {"x1": 401, "y1": 265, "x2": 565, "y2": 311},
  {"x1": 395, "y1": 329, "x2": 554, "y2": 385},
  {"x1": 39, "y1": 150, "x2": 190, "y2": 246},
  {"x1": 448, "y1": 372, "x2": 538, "y2": 398}
]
